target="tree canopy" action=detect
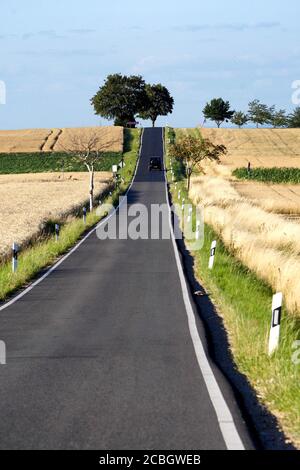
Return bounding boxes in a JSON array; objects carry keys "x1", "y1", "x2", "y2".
[
  {"x1": 269, "y1": 109, "x2": 289, "y2": 128},
  {"x1": 203, "y1": 98, "x2": 235, "y2": 128},
  {"x1": 288, "y1": 107, "x2": 300, "y2": 128},
  {"x1": 231, "y1": 111, "x2": 249, "y2": 128},
  {"x1": 91, "y1": 74, "x2": 174, "y2": 127},
  {"x1": 91, "y1": 74, "x2": 148, "y2": 127},
  {"x1": 138, "y1": 84, "x2": 174, "y2": 127},
  {"x1": 170, "y1": 135, "x2": 227, "y2": 190},
  {"x1": 247, "y1": 100, "x2": 273, "y2": 127}
]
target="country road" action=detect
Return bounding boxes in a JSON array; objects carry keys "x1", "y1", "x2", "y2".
[{"x1": 0, "y1": 128, "x2": 254, "y2": 450}]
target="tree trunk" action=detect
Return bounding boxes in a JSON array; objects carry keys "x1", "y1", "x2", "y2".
[
  {"x1": 187, "y1": 167, "x2": 192, "y2": 191},
  {"x1": 187, "y1": 173, "x2": 191, "y2": 192},
  {"x1": 152, "y1": 119, "x2": 156, "y2": 127},
  {"x1": 89, "y1": 168, "x2": 94, "y2": 211}
]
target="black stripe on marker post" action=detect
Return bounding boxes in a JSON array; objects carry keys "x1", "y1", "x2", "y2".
[{"x1": 272, "y1": 306, "x2": 282, "y2": 328}]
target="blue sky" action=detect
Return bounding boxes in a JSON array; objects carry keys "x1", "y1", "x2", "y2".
[{"x1": 0, "y1": 0, "x2": 299, "y2": 129}]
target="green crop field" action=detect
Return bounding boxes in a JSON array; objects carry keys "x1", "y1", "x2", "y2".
[
  {"x1": 0, "y1": 151, "x2": 123, "y2": 174},
  {"x1": 233, "y1": 167, "x2": 300, "y2": 184}
]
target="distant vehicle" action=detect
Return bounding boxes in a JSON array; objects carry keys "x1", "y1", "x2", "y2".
[{"x1": 149, "y1": 157, "x2": 162, "y2": 171}]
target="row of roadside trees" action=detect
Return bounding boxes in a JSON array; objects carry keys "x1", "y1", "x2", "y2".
[
  {"x1": 203, "y1": 98, "x2": 300, "y2": 128},
  {"x1": 91, "y1": 74, "x2": 300, "y2": 129}
]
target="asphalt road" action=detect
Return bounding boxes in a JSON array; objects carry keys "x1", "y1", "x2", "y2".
[{"x1": 0, "y1": 128, "x2": 254, "y2": 450}]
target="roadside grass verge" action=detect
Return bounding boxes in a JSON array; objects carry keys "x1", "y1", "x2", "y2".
[
  {"x1": 233, "y1": 167, "x2": 300, "y2": 184},
  {"x1": 0, "y1": 128, "x2": 140, "y2": 301},
  {"x1": 165, "y1": 127, "x2": 300, "y2": 447},
  {"x1": 0, "y1": 151, "x2": 122, "y2": 174}
]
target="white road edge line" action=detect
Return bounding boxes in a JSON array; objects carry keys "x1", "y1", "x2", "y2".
[
  {"x1": 162, "y1": 128, "x2": 245, "y2": 451},
  {"x1": 0, "y1": 129, "x2": 145, "y2": 313}
]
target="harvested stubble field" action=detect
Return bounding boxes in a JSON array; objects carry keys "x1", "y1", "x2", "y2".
[
  {"x1": 201, "y1": 128, "x2": 300, "y2": 170},
  {"x1": 0, "y1": 126, "x2": 123, "y2": 154},
  {"x1": 0, "y1": 172, "x2": 111, "y2": 259},
  {"x1": 177, "y1": 127, "x2": 300, "y2": 174}
]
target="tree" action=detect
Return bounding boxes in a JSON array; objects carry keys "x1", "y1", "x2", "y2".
[
  {"x1": 269, "y1": 108, "x2": 288, "y2": 128},
  {"x1": 288, "y1": 107, "x2": 300, "y2": 128},
  {"x1": 91, "y1": 74, "x2": 148, "y2": 127},
  {"x1": 138, "y1": 84, "x2": 174, "y2": 127},
  {"x1": 231, "y1": 111, "x2": 249, "y2": 128},
  {"x1": 203, "y1": 98, "x2": 235, "y2": 128},
  {"x1": 170, "y1": 135, "x2": 227, "y2": 190},
  {"x1": 248, "y1": 100, "x2": 273, "y2": 127},
  {"x1": 61, "y1": 130, "x2": 115, "y2": 210}
]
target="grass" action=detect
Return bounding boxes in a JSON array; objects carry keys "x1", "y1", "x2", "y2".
[
  {"x1": 0, "y1": 151, "x2": 123, "y2": 174},
  {"x1": 233, "y1": 167, "x2": 300, "y2": 184},
  {"x1": 165, "y1": 127, "x2": 300, "y2": 447},
  {"x1": 0, "y1": 128, "x2": 141, "y2": 301}
]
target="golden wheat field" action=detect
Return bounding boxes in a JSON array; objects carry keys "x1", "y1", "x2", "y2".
[
  {"x1": 233, "y1": 181, "x2": 300, "y2": 215},
  {"x1": 0, "y1": 126, "x2": 123, "y2": 153},
  {"x1": 189, "y1": 175, "x2": 300, "y2": 315},
  {"x1": 0, "y1": 172, "x2": 111, "y2": 259}
]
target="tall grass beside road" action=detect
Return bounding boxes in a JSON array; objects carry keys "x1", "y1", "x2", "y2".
[
  {"x1": 0, "y1": 129, "x2": 141, "y2": 302},
  {"x1": 165, "y1": 127, "x2": 300, "y2": 448},
  {"x1": 190, "y1": 176, "x2": 300, "y2": 315}
]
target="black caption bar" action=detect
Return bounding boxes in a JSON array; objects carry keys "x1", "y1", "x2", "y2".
[{"x1": 1, "y1": 451, "x2": 300, "y2": 467}]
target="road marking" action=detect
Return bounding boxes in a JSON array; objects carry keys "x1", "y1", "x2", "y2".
[
  {"x1": 162, "y1": 128, "x2": 245, "y2": 450},
  {"x1": 0, "y1": 129, "x2": 144, "y2": 313}
]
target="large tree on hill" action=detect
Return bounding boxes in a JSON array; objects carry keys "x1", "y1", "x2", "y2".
[
  {"x1": 288, "y1": 107, "x2": 300, "y2": 128},
  {"x1": 91, "y1": 74, "x2": 148, "y2": 127},
  {"x1": 248, "y1": 100, "x2": 273, "y2": 127},
  {"x1": 231, "y1": 111, "x2": 249, "y2": 128},
  {"x1": 203, "y1": 98, "x2": 235, "y2": 128},
  {"x1": 138, "y1": 84, "x2": 174, "y2": 127}
]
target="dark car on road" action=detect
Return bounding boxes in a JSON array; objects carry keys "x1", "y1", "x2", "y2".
[{"x1": 149, "y1": 157, "x2": 162, "y2": 171}]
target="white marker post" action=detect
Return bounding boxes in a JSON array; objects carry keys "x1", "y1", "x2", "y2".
[
  {"x1": 187, "y1": 206, "x2": 192, "y2": 223},
  {"x1": 55, "y1": 224, "x2": 60, "y2": 242},
  {"x1": 112, "y1": 165, "x2": 118, "y2": 176},
  {"x1": 268, "y1": 292, "x2": 283, "y2": 356},
  {"x1": 178, "y1": 190, "x2": 181, "y2": 200},
  {"x1": 12, "y1": 242, "x2": 19, "y2": 273},
  {"x1": 209, "y1": 241, "x2": 217, "y2": 269},
  {"x1": 83, "y1": 207, "x2": 87, "y2": 225}
]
